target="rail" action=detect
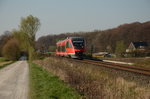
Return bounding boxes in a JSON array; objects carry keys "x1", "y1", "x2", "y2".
[{"x1": 74, "y1": 59, "x2": 150, "y2": 76}]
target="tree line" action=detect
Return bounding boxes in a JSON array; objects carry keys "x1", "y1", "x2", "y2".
[{"x1": 36, "y1": 21, "x2": 150, "y2": 55}]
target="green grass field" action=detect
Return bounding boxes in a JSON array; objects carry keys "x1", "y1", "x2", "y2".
[{"x1": 29, "y1": 62, "x2": 81, "y2": 99}]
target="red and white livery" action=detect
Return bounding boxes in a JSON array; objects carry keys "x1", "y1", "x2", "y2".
[{"x1": 56, "y1": 37, "x2": 85, "y2": 59}]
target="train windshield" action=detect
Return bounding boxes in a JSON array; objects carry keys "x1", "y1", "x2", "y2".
[{"x1": 72, "y1": 38, "x2": 84, "y2": 49}]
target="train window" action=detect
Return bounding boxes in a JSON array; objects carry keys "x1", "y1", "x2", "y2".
[
  {"x1": 66, "y1": 42, "x2": 69, "y2": 48},
  {"x1": 57, "y1": 46, "x2": 58, "y2": 51},
  {"x1": 69, "y1": 42, "x2": 72, "y2": 48},
  {"x1": 66, "y1": 41, "x2": 72, "y2": 48},
  {"x1": 59, "y1": 46, "x2": 61, "y2": 52},
  {"x1": 58, "y1": 46, "x2": 61, "y2": 51},
  {"x1": 60, "y1": 46, "x2": 62, "y2": 52},
  {"x1": 59, "y1": 45, "x2": 65, "y2": 52},
  {"x1": 72, "y1": 40, "x2": 84, "y2": 49},
  {"x1": 57, "y1": 45, "x2": 66, "y2": 52},
  {"x1": 62, "y1": 46, "x2": 64, "y2": 52},
  {"x1": 57, "y1": 46, "x2": 59, "y2": 51},
  {"x1": 64, "y1": 46, "x2": 66, "y2": 52}
]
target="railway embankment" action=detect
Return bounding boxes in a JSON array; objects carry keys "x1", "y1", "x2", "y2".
[{"x1": 34, "y1": 57, "x2": 150, "y2": 99}]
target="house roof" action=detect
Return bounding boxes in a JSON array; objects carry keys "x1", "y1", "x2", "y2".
[{"x1": 132, "y1": 41, "x2": 148, "y2": 48}]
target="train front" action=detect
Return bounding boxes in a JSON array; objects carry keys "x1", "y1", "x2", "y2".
[{"x1": 71, "y1": 37, "x2": 85, "y2": 59}]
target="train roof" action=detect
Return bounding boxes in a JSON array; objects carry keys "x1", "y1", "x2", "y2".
[
  {"x1": 68, "y1": 37, "x2": 84, "y2": 41},
  {"x1": 68, "y1": 37, "x2": 84, "y2": 39},
  {"x1": 57, "y1": 37, "x2": 84, "y2": 44}
]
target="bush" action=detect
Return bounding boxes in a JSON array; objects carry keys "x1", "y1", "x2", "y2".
[
  {"x1": 2, "y1": 39, "x2": 20, "y2": 60},
  {"x1": 126, "y1": 50, "x2": 150, "y2": 57}
]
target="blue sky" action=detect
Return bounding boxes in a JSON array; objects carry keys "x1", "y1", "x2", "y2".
[{"x1": 0, "y1": 0, "x2": 150, "y2": 39}]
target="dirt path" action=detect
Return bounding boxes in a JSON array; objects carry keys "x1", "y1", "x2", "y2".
[{"x1": 0, "y1": 61, "x2": 29, "y2": 99}]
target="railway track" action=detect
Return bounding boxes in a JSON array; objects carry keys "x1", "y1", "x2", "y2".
[{"x1": 74, "y1": 59, "x2": 150, "y2": 76}]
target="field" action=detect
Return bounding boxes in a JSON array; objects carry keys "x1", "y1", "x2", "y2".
[{"x1": 34, "y1": 57, "x2": 150, "y2": 99}]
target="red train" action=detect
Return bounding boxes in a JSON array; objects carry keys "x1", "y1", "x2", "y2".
[{"x1": 56, "y1": 37, "x2": 85, "y2": 59}]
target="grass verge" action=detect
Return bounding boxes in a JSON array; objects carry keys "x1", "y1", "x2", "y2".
[
  {"x1": 0, "y1": 62, "x2": 13, "y2": 69},
  {"x1": 29, "y1": 62, "x2": 81, "y2": 99},
  {"x1": 0, "y1": 57, "x2": 13, "y2": 69},
  {"x1": 0, "y1": 57, "x2": 7, "y2": 62}
]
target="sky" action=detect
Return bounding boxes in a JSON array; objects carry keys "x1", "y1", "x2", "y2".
[{"x1": 0, "y1": 0, "x2": 150, "y2": 39}]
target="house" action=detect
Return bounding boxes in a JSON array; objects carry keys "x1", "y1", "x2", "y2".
[{"x1": 126, "y1": 41, "x2": 149, "y2": 52}]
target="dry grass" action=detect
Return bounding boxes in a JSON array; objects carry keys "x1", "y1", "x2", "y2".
[
  {"x1": 0, "y1": 57, "x2": 12, "y2": 68},
  {"x1": 0, "y1": 61, "x2": 12, "y2": 66},
  {"x1": 134, "y1": 59, "x2": 150, "y2": 68},
  {"x1": 34, "y1": 57, "x2": 150, "y2": 99},
  {"x1": 100, "y1": 57, "x2": 150, "y2": 64}
]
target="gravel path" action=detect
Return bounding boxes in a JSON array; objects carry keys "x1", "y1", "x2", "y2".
[{"x1": 0, "y1": 61, "x2": 29, "y2": 99}]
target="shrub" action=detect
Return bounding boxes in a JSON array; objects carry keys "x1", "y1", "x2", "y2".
[
  {"x1": 2, "y1": 39, "x2": 20, "y2": 60},
  {"x1": 127, "y1": 50, "x2": 150, "y2": 57}
]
